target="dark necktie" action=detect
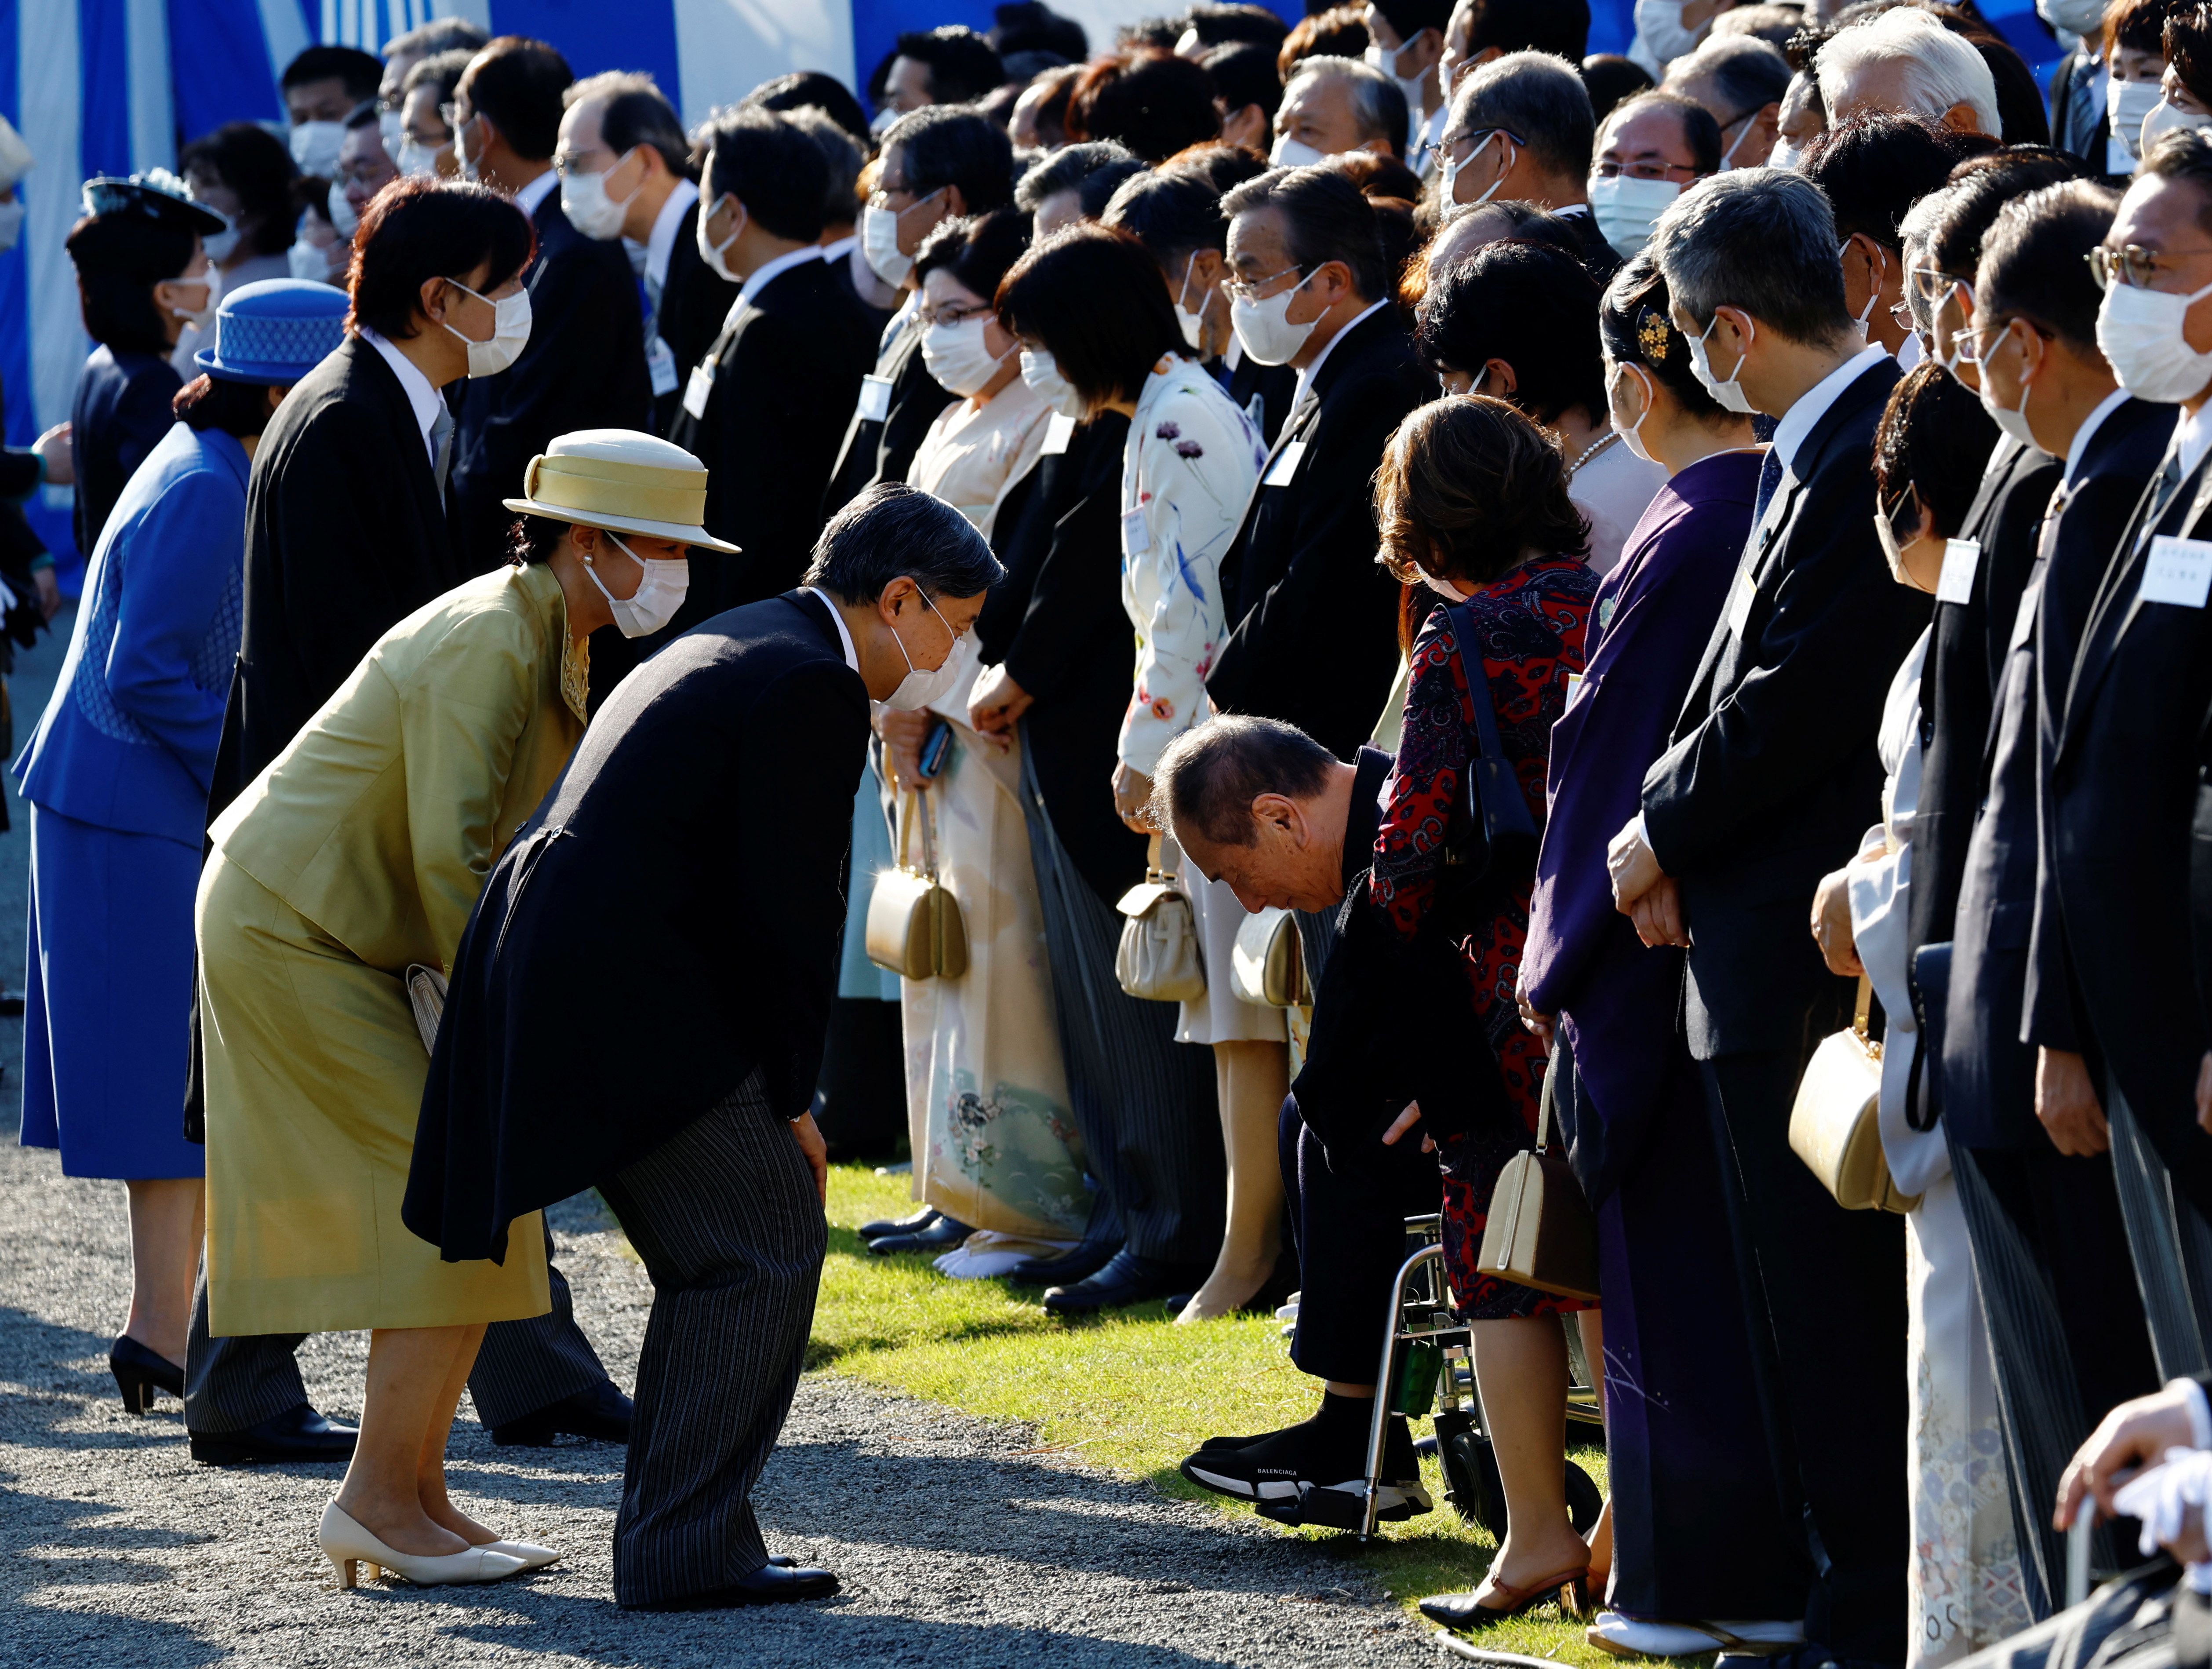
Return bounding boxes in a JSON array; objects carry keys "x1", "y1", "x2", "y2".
[
  {"x1": 2141, "y1": 448, "x2": 2187, "y2": 542},
  {"x1": 1753, "y1": 447, "x2": 1785, "y2": 525}
]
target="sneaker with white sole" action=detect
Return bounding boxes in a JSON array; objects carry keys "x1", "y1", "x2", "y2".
[
  {"x1": 1179, "y1": 1405, "x2": 1431, "y2": 1527},
  {"x1": 1586, "y1": 1613, "x2": 1806, "y2": 1658}
]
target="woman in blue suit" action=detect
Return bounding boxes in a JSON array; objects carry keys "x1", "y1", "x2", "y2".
[{"x1": 15, "y1": 278, "x2": 348, "y2": 1416}]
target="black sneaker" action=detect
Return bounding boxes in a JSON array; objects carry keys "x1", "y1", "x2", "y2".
[
  {"x1": 1178, "y1": 1400, "x2": 1431, "y2": 1524},
  {"x1": 1262, "y1": 1414, "x2": 1431, "y2": 1528}
]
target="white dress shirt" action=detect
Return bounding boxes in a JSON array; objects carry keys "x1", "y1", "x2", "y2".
[
  {"x1": 819, "y1": 231, "x2": 858, "y2": 270},
  {"x1": 804, "y1": 587, "x2": 860, "y2": 671},
  {"x1": 357, "y1": 327, "x2": 445, "y2": 466},
  {"x1": 734, "y1": 243, "x2": 827, "y2": 319},
  {"x1": 513, "y1": 167, "x2": 558, "y2": 221},
  {"x1": 643, "y1": 177, "x2": 700, "y2": 298}
]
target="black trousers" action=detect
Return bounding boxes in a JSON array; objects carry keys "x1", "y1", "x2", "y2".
[
  {"x1": 599, "y1": 1078, "x2": 826, "y2": 1607},
  {"x1": 1280, "y1": 1096, "x2": 1443, "y2": 1385},
  {"x1": 1701, "y1": 1048, "x2": 1907, "y2": 1663},
  {"x1": 183, "y1": 1217, "x2": 614, "y2": 1432}
]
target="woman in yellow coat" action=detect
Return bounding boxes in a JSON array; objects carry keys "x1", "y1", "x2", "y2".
[{"x1": 196, "y1": 430, "x2": 735, "y2": 1588}]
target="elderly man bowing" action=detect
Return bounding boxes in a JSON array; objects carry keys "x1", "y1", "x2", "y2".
[{"x1": 405, "y1": 483, "x2": 1000, "y2": 1610}]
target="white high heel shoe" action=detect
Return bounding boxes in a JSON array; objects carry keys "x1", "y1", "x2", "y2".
[
  {"x1": 481, "y1": 1538, "x2": 560, "y2": 1571},
  {"x1": 319, "y1": 1501, "x2": 529, "y2": 1589}
]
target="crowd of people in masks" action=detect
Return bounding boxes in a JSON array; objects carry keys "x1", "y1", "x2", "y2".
[{"x1": 25, "y1": 0, "x2": 2212, "y2": 1651}]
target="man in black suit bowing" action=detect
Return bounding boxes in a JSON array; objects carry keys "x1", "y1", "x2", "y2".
[
  {"x1": 1204, "y1": 164, "x2": 1432, "y2": 760},
  {"x1": 446, "y1": 36, "x2": 651, "y2": 571},
  {"x1": 407, "y1": 485, "x2": 1003, "y2": 1611},
  {"x1": 1938, "y1": 180, "x2": 2163, "y2": 1603},
  {"x1": 1610, "y1": 167, "x2": 1928, "y2": 1669},
  {"x1": 665, "y1": 108, "x2": 878, "y2": 623}
]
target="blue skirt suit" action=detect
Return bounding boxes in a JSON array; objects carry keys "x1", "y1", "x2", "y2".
[{"x1": 15, "y1": 420, "x2": 246, "y2": 1178}]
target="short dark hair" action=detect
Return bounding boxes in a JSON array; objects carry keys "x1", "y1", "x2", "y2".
[
  {"x1": 1926, "y1": 148, "x2": 2084, "y2": 280},
  {"x1": 888, "y1": 106, "x2": 1018, "y2": 212},
  {"x1": 783, "y1": 107, "x2": 866, "y2": 230},
  {"x1": 1373, "y1": 0, "x2": 1453, "y2": 41},
  {"x1": 1666, "y1": 35, "x2": 1790, "y2": 126},
  {"x1": 1222, "y1": 165, "x2": 1389, "y2": 305},
  {"x1": 1471, "y1": 0, "x2": 1590, "y2": 58},
  {"x1": 2108, "y1": 0, "x2": 2183, "y2": 59},
  {"x1": 2142, "y1": 126, "x2": 2212, "y2": 237},
  {"x1": 174, "y1": 373, "x2": 285, "y2": 438},
  {"x1": 914, "y1": 208, "x2": 1032, "y2": 303},
  {"x1": 1434, "y1": 197, "x2": 1586, "y2": 260},
  {"x1": 744, "y1": 71, "x2": 872, "y2": 148},
  {"x1": 1286, "y1": 56, "x2": 1412, "y2": 160},
  {"x1": 1453, "y1": 51, "x2": 1597, "y2": 184},
  {"x1": 1103, "y1": 164, "x2": 1232, "y2": 266},
  {"x1": 699, "y1": 108, "x2": 830, "y2": 242},
  {"x1": 1580, "y1": 54, "x2": 1656, "y2": 124},
  {"x1": 402, "y1": 48, "x2": 474, "y2": 113},
  {"x1": 347, "y1": 177, "x2": 535, "y2": 339},
  {"x1": 1376, "y1": 396, "x2": 1590, "y2": 585},
  {"x1": 1804, "y1": 111, "x2": 1971, "y2": 250},
  {"x1": 1161, "y1": 141, "x2": 1272, "y2": 197},
  {"x1": 1976, "y1": 180, "x2": 2120, "y2": 355},
  {"x1": 993, "y1": 2, "x2": 1091, "y2": 63},
  {"x1": 1415, "y1": 242, "x2": 1606, "y2": 426},
  {"x1": 997, "y1": 224, "x2": 1185, "y2": 407},
  {"x1": 65, "y1": 213, "x2": 198, "y2": 354},
  {"x1": 1153, "y1": 715, "x2": 1337, "y2": 849},
  {"x1": 1599, "y1": 251, "x2": 1725, "y2": 421},
  {"x1": 1652, "y1": 167, "x2": 1851, "y2": 344},
  {"x1": 1069, "y1": 50, "x2": 1225, "y2": 164},
  {"x1": 178, "y1": 122, "x2": 298, "y2": 259},
  {"x1": 457, "y1": 36, "x2": 572, "y2": 164},
  {"x1": 1185, "y1": 2, "x2": 1289, "y2": 50},
  {"x1": 1278, "y1": 5, "x2": 1371, "y2": 82},
  {"x1": 384, "y1": 18, "x2": 487, "y2": 62},
  {"x1": 1601, "y1": 91, "x2": 1723, "y2": 175},
  {"x1": 282, "y1": 44, "x2": 382, "y2": 100},
  {"x1": 1202, "y1": 42, "x2": 1284, "y2": 125},
  {"x1": 803, "y1": 480, "x2": 1004, "y2": 603},
  {"x1": 1015, "y1": 139, "x2": 1142, "y2": 213},
  {"x1": 895, "y1": 26, "x2": 1007, "y2": 105},
  {"x1": 567, "y1": 71, "x2": 693, "y2": 181},
  {"x1": 2171, "y1": 3, "x2": 2212, "y2": 109},
  {"x1": 1873, "y1": 361, "x2": 1997, "y2": 540}
]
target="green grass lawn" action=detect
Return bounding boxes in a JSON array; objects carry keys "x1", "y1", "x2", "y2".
[{"x1": 808, "y1": 1162, "x2": 1658, "y2": 1666}]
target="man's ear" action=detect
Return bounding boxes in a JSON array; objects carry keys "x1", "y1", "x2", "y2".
[
  {"x1": 1251, "y1": 792, "x2": 1299, "y2": 840},
  {"x1": 945, "y1": 184, "x2": 969, "y2": 218}
]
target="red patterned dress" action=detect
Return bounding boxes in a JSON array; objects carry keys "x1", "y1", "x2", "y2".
[{"x1": 1369, "y1": 557, "x2": 1597, "y2": 1319}]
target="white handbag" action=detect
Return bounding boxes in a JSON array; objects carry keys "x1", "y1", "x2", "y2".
[
  {"x1": 1114, "y1": 833, "x2": 1206, "y2": 1002},
  {"x1": 1788, "y1": 976, "x2": 1919, "y2": 1214},
  {"x1": 1230, "y1": 906, "x2": 1307, "y2": 1007}
]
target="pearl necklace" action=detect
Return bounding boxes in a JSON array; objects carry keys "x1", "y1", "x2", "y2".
[{"x1": 1567, "y1": 428, "x2": 1620, "y2": 480}]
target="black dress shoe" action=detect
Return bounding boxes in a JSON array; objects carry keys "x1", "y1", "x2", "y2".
[
  {"x1": 857, "y1": 1208, "x2": 938, "y2": 1241},
  {"x1": 188, "y1": 1402, "x2": 358, "y2": 1465},
  {"x1": 0, "y1": 991, "x2": 25, "y2": 1017},
  {"x1": 1042, "y1": 1249, "x2": 1212, "y2": 1314},
  {"x1": 866, "y1": 1214, "x2": 971, "y2": 1256},
  {"x1": 624, "y1": 1560, "x2": 841, "y2": 1610},
  {"x1": 110, "y1": 1334, "x2": 184, "y2": 1415},
  {"x1": 1005, "y1": 1237, "x2": 1121, "y2": 1288},
  {"x1": 490, "y1": 1378, "x2": 633, "y2": 1446}
]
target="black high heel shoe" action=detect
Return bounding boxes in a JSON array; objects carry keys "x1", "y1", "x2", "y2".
[{"x1": 110, "y1": 1334, "x2": 184, "y2": 1415}]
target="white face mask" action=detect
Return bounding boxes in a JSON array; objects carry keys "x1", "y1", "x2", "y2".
[
  {"x1": 328, "y1": 182, "x2": 358, "y2": 240},
  {"x1": 290, "y1": 119, "x2": 346, "y2": 179},
  {"x1": 564, "y1": 150, "x2": 639, "y2": 242},
  {"x1": 1019, "y1": 347, "x2": 1088, "y2": 419},
  {"x1": 1446, "y1": 129, "x2": 1514, "y2": 207},
  {"x1": 861, "y1": 188, "x2": 943, "y2": 288},
  {"x1": 1768, "y1": 138, "x2": 1807, "y2": 171},
  {"x1": 380, "y1": 109, "x2": 404, "y2": 154},
  {"x1": 1634, "y1": 0, "x2": 1705, "y2": 65},
  {"x1": 2109, "y1": 77, "x2": 2164, "y2": 161},
  {"x1": 443, "y1": 276, "x2": 533, "y2": 378},
  {"x1": 0, "y1": 199, "x2": 24, "y2": 253},
  {"x1": 1686, "y1": 310, "x2": 1757, "y2": 414},
  {"x1": 288, "y1": 240, "x2": 335, "y2": 283},
  {"x1": 1419, "y1": 565, "x2": 1466, "y2": 601},
  {"x1": 1607, "y1": 362, "x2": 1659, "y2": 465},
  {"x1": 1840, "y1": 237, "x2": 1884, "y2": 343},
  {"x1": 2097, "y1": 271, "x2": 2212, "y2": 403},
  {"x1": 882, "y1": 588, "x2": 964, "y2": 711},
  {"x1": 1175, "y1": 252, "x2": 1212, "y2": 352},
  {"x1": 455, "y1": 114, "x2": 482, "y2": 182},
  {"x1": 1270, "y1": 135, "x2": 1328, "y2": 168},
  {"x1": 923, "y1": 313, "x2": 1013, "y2": 397},
  {"x1": 1975, "y1": 330, "x2": 2039, "y2": 451},
  {"x1": 2039, "y1": 0, "x2": 2110, "y2": 34},
  {"x1": 2143, "y1": 98, "x2": 2212, "y2": 153},
  {"x1": 1363, "y1": 40, "x2": 1432, "y2": 123},
  {"x1": 695, "y1": 193, "x2": 746, "y2": 283},
  {"x1": 1874, "y1": 499, "x2": 1909, "y2": 581},
  {"x1": 397, "y1": 138, "x2": 440, "y2": 180},
  {"x1": 165, "y1": 275, "x2": 215, "y2": 331},
  {"x1": 584, "y1": 531, "x2": 690, "y2": 638},
  {"x1": 1588, "y1": 175, "x2": 1681, "y2": 259},
  {"x1": 200, "y1": 212, "x2": 239, "y2": 264},
  {"x1": 1230, "y1": 270, "x2": 1319, "y2": 366},
  {"x1": 1716, "y1": 113, "x2": 1760, "y2": 171}
]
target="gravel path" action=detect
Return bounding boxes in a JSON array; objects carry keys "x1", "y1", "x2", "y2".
[{"x1": 0, "y1": 617, "x2": 1433, "y2": 1668}]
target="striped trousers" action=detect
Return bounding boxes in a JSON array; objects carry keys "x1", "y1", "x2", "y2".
[
  {"x1": 2106, "y1": 1084, "x2": 2212, "y2": 1381},
  {"x1": 600, "y1": 1075, "x2": 826, "y2": 1607}
]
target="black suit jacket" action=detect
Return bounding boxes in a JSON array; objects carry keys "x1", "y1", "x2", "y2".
[
  {"x1": 648, "y1": 197, "x2": 742, "y2": 437},
  {"x1": 665, "y1": 253, "x2": 877, "y2": 623},
  {"x1": 820, "y1": 305, "x2": 956, "y2": 519},
  {"x1": 207, "y1": 336, "x2": 462, "y2": 819},
  {"x1": 405, "y1": 590, "x2": 871, "y2": 1263},
  {"x1": 1205, "y1": 306, "x2": 1431, "y2": 760},
  {"x1": 1907, "y1": 437, "x2": 2060, "y2": 965},
  {"x1": 70, "y1": 344, "x2": 181, "y2": 559},
  {"x1": 1945, "y1": 398, "x2": 2172, "y2": 1149},
  {"x1": 1224, "y1": 352, "x2": 1299, "y2": 450},
  {"x1": 449, "y1": 186, "x2": 651, "y2": 572},
  {"x1": 977, "y1": 412, "x2": 1146, "y2": 905},
  {"x1": 2031, "y1": 427, "x2": 2212, "y2": 1213},
  {"x1": 1558, "y1": 206, "x2": 1623, "y2": 286},
  {"x1": 822, "y1": 236, "x2": 896, "y2": 343},
  {"x1": 1642, "y1": 353, "x2": 1929, "y2": 1058}
]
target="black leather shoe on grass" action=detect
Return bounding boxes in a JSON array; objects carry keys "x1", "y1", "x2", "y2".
[
  {"x1": 866, "y1": 1214, "x2": 971, "y2": 1256},
  {"x1": 1004, "y1": 1237, "x2": 1121, "y2": 1288},
  {"x1": 1042, "y1": 1249, "x2": 1211, "y2": 1314},
  {"x1": 857, "y1": 1208, "x2": 937, "y2": 1241}
]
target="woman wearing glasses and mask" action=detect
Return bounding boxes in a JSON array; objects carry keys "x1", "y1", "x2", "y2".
[{"x1": 196, "y1": 431, "x2": 731, "y2": 1588}]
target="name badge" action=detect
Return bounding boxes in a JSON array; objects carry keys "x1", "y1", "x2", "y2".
[
  {"x1": 1725, "y1": 568, "x2": 1758, "y2": 639},
  {"x1": 1564, "y1": 671, "x2": 1586, "y2": 708},
  {"x1": 1936, "y1": 537, "x2": 1981, "y2": 605},
  {"x1": 681, "y1": 362, "x2": 713, "y2": 421},
  {"x1": 1262, "y1": 439, "x2": 1306, "y2": 487},
  {"x1": 857, "y1": 373, "x2": 895, "y2": 424},
  {"x1": 2008, "y1": 578, "x2": 2041, "y2": 652},
  {"x1": 1040, "y1": 412, "x2": 1076, "y2": 456},
  {"x1": 2139, "y1": 534, "x2": 2212, "y2": 609},
  {"x1": 1122, "y1": 504, "x2": 1151, "y2": 555},
  {"x1": 647, "y1": 335, "x2": 678, "y2": 398}
]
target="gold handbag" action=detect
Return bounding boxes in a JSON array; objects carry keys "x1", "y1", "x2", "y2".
[
  {"x1": 1789, "y1": 975, "x2": 1919, "y2": 1213},
  {"x1": 404, "y1": 964, "x2": 447, "y2": 1054},
  {"x1": 1230, "y1": 905, "x2": 1308, "y2": 1007},
  {"x1": 1115, "y1": 833, "x2": 1206, "y2": 1002},
  {"x1": 1475, "y1": 1056, "x2": 1602, "y2": 1303},
  {"x1": 865, "y1": 794, "x2": 969, "y2": 980}
]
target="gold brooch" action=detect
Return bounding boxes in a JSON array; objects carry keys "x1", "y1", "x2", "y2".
[{"x1": 1637, "y1": 308, "x2": 1672, "y2": 364}]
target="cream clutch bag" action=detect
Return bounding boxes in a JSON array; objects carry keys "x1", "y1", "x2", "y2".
[
  {"x1": 1789, "y1": 976, "x2": 1918, "y2": 1213},
  {"x1": 1115, "y1": 833, "x2": 1205, "y2": 1002},
  {"x1": 865, "y1": 794, "x2": 968, "y2": 980},
  {"x1": 1230, "y1": 905, "x2": 1308, "y2": 1007}
]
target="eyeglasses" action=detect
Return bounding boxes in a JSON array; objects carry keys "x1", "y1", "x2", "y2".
[
  {"x1": 1221, "y1": 262, "x2": 1306, "y2": 303},
  {"x1": 2086, "y1": 242, "x2": 2212, "y2": 291},
  {"x1": 1591, "y1": 159, "x2": 1704, "y2": 182},
  {"x1": 1433, "y1": 125, "x2": 1523, "y2": 162},
  {"x1": 1907, "y1": 265, "x2": 1971, "y2": 307},
  {"x1": 917, "y1": 299, "x2": 992, "y2": 327},
  {"x1": 550, "y1": 150, "x2": 612, "y2": 179},
  {"x1": 438, "y1": 102, "x2": 472, "y2": 132}
]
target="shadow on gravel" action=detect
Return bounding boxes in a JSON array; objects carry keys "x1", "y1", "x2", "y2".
[
  {"x1": 10, "y1": 1594, "x2": 226, "y2": 1667},
  {"x1": 0, "y1": 1304, "x2": 121, "y2": 1392}
]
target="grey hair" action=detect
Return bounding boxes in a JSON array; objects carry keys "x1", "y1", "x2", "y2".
[
  {"x1": 1285, "y1": 56, "x2": 1408, "y2": 156},
  {"x1": 1664, "y1": 35, "x2": 1790, "y2": 125},
  {"x1": 784, "y1": 106, "x2": 865, "y2": 228},
  {"x1": 1816, "y1": 8, "x2": 1999, "y2": 138},
  {"x1": 1896, "y1": 182, "x2": 1954, "y2": 334},
  {"x1": 802, "y1": 482, "x2": 1004, "y2": 604},
  {"x1": 1649, "y1": 165, "x2": 1852, "y2": 342},
  {"x1": 1151, "y1": 715, "x2": 1336, "y2": 849},
  {"x1": 1449, "y1": 50, "x2": 1595, "y2": 185}
]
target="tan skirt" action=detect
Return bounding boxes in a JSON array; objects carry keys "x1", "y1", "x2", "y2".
[{"x1": 198, "y1": 853, "x2": 549, "y2": 1336}]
